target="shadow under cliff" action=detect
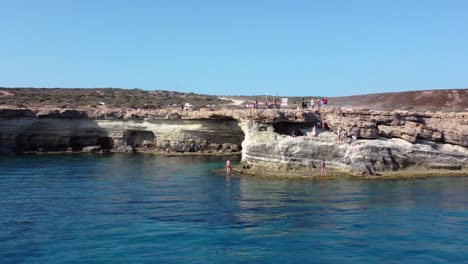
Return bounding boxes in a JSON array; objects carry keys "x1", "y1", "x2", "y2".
[
  {"x1": 0, "y1": 117, "x2": 115, "y2": 153},
  {"x1": 0, "y1": 116, "x2": 246, "y2": 154}
]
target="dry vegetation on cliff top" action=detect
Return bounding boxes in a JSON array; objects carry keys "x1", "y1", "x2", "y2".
[
  {"x1": 330, "y1": 89, "x2": 468, "y2": 112},
  {"x1": 1, "y1": 87, "x2": 467, "y2": 111},
  {"x1": 0, "y1": 88, "x2": 230, "y2": 109}
]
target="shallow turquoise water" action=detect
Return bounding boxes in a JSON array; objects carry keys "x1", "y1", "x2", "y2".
[{"x1": 1, "y1": 154, "x2": 467, "y2": 263}]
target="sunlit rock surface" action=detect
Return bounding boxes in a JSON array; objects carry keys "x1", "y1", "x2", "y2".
[
  {"x1": 240, "y1": 121, "x2": 468, "y2": 176},
  {"x1": 0, "y1": 106, "x2": 467, "y2": 177}
]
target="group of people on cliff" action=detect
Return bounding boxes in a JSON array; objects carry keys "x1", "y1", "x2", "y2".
[
  {"x1": 251, "y1": 97, "x2": 279, "y2": 109},
  {"x1": 301, "y1": 98, "x2": 328, "y2": 110},
  {"x1": 249, "y1": 97, "x2": 328, "y2": 110}
]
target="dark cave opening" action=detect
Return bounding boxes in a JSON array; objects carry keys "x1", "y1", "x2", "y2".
[{"x1": 273, "y1": 122, "x2": 316, "y2": 137}]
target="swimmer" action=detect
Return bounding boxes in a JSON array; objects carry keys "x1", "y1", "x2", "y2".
[{"x1": 226, "y1": 159, "x2": 231, "y2": 173}]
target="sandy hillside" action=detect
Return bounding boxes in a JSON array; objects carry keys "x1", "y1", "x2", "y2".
[{"x1": 330, "y1": 89, "x2": 468, "y2": 111}]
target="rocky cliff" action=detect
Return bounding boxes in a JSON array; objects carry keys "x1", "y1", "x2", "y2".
[
  {"x1": 1, "y1": 107, "x2": 467, "y2": 177},
  {"x1": 0, "y1": 108, "x2": 244, "y2": 154},
  {"x1": 240, "y1": 121, "x2": 468, "y2": 177},
  {"x1": 239, "y1": 109, "x2": 468, "y2": 176}
]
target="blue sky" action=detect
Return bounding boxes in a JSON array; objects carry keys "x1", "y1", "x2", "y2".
[{"x1": 1, "y1": 0, "x2": 467, "y2": 96}]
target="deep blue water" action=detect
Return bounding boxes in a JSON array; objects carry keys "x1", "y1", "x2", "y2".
[{"x1": 1, "y1": 154, "x2": 468, "y2": 263}]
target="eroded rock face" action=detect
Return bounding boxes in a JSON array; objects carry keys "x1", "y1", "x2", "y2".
[
  {"x1": 240, "y1": 109, "x2": 467, "y2": 176},
  {"x1": 322, "y1": 113, "x2": 379, "y2": 139},
  {"x1": 0, "y1": 117, "x2": 244, "y2": 153},
  {"x1": 240, "y1": 120, "x2": 468, "y2": 176},
  {"x1": 323, "y1": 110, "x2": 467, "y2": 147},
  {"x1": 1, "y1": 106, "x2": 467, "y2": 177},
  {"x1": 1, "y1": 107, "x2": 465, "y2": 147}
]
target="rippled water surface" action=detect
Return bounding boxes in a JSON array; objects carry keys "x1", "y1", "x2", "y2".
[{"x1": 1, "y1": 154, "x2": 468, "y2": 263}]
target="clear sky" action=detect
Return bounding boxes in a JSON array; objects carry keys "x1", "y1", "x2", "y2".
[{"x1": 1, "y1": 0, "x2": 467, "y2": 96}]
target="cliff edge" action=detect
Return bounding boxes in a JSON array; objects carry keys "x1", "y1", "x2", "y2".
[{"x1": 1, "y1": 106, "x2": 467, "y2": 178}]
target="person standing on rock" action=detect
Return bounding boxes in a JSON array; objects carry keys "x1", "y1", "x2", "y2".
[
  {"x1": 321, "y1": 160, "x2": 326, "y2": 174},
  {"x1": 226, "y1": 159, "x2": 231, "y2": 173},
  {"x1": 342, "y1": 129, "x2": 348, "y2": 142},
  {"x1": 273, "y1": 97, "x2": 277, "y2": 109}
]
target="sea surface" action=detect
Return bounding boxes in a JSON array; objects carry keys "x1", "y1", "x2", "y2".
[{"x1": 1, "y1": 154, "x2": 467, "y2": 263}]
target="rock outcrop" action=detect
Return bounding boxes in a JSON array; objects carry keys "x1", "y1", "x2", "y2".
[
  {"x1": 323, "y1": 109, "x2": 467, "y2": 147},
  {"x1": 0, "y1": 108, "x2": 244, "y2": 153},
  {"x1": 240, "y1": 121, "x2": 468, "y2": 177},
  {"x1": 237, "y1": 109, "x2": 467, "y2": 176},
  {"x1": 1, "y1": 106, "x2": 467, "y2": 177}
]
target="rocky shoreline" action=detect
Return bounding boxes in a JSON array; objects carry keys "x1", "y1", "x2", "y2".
[
  {"x1": 232, "y1": 165, "x2": 468, "y2": 180},
  {"x1": 1, "y1": 106, "x2": 467, "y2": 178}
]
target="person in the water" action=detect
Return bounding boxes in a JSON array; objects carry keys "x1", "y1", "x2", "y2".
[{"x1": 226, "y1": 159, "x2": 231, "y2": 173}]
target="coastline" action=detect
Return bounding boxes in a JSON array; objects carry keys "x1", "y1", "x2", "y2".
[
  {"x1": 1, "y1": 106, "x2": 467, "y2": 179},
  {"x1": 231, "y1": 164, "x2": 468, "y2": 180},
  {"x1": 8, "y1": 149, "x2": 242, "y2": 157},
  {"x1": 10, "y1": 150, "x2": 468, "y2": 180}
]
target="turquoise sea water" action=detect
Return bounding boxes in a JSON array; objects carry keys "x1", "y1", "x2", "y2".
[{"x1": 1, "y1": 154, "x2": 467, "y2": 263}]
